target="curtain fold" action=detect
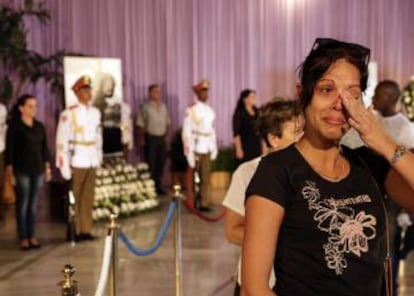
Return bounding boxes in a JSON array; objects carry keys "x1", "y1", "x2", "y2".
[{"x1": 10, "y1": 0, "x2": 414, "y2": 156}]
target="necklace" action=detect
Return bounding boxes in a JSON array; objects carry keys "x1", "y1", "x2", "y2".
[
  {"x1": 296, "y1": 145, "x2": 349, "y2": 182},
  {"x1": 309, "y1": 160, "x2": 347, "y2": 182}
]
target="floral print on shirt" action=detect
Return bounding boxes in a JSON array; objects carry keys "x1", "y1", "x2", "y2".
[{"x1": 301, "y1": 180, "x2": 377, "y2": 275}]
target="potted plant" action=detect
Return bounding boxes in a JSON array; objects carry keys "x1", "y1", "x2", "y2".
[{"x1": 0, "y1": 0, "x2": 83, "y2": 108}]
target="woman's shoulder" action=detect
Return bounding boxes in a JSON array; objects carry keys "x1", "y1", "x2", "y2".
[
  {"x1": 261, "y1": 144, "x2": 298, "y2": 166},
  {"x1": 233, "y1": 106, "x2": 244, "y2": 117},
  {"x1": 34, "y1": 119, "x2": 46, "y2": 128},
  {"x1": 7, "y1": 117, "x2": 22, "y2": 128}
]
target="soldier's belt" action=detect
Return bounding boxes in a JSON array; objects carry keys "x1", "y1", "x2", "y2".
[
  {"x1": 69, "y1": 140, "x2": 96, "y2": 146},
  {"x1": 192, "y1": 131, "x2": 212, "y2": 137}
]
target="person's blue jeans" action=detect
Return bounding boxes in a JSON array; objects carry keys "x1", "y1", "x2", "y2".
[{"x1": 14, "y1": 174, "x2": 44, "y2": 239}]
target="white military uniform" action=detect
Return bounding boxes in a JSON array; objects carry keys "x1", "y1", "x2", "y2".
[
  {"x1": 56, "y1": 104, "x2": 102, "y2": 179},
  {"x1": 182, "y1": 101, "x2": 218, "y2": 168}
]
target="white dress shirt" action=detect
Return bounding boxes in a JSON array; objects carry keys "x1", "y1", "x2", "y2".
[
  {"x1": 56, "y1": 104, "x2": 102, "y2": 179},
  {"x1": 182, "y1": 101, "x2": 218, "y2": 167}
]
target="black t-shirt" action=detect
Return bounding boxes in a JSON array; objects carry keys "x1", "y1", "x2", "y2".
[
  {"x1": 246, "y1": 144, "x2": 390, "y2": 296},
  {"x1": 232, "y1": 107, "x2": 262, "y2": 163},
  {"x1": 5, "y1": 118, "x2": 50, "y2": 175}
]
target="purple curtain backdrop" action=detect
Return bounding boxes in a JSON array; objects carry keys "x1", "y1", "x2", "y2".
[{"x1": 4, "y1": 0, "x2": 414, "y2": 162}]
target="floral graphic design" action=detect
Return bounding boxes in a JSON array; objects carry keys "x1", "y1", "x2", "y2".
[
  {"x1": 338, "y1": 212, "x2": 376, "y2": 257},
  {"x1": 301, "y1": 182, "x2": 376, "y2": 275},
  {"x1": 324, "y1": 242, "x2": 347, "y2": 274},
  {"x1": 314, "y1": 199, "x2": 354, "y2": 232},
  {"x1": 301, "y1": 180, "x2": 321, "y2": 210}
]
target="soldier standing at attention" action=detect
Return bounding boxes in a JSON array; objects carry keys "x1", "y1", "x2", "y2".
[
  {"x1": 56, "y1": 75, "x2": 103, "y2": 242},
  {"x1": 182, "y1": 79, "x2": 218, "y2": 211}
]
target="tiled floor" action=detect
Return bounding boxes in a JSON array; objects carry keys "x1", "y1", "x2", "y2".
[
  {"x1": 0, "y1": 189, "x2": 239, "y2": 296},
  {"x1": 1, "y1": 188, "x2": 414, "y2": 295}
]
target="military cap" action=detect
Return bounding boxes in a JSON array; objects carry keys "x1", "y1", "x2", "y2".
[
  {"x1": 72, "y1": 75, "x2": 92, "y2": 92},
  {"x1": 192, "y1": 78, "x2": 209, "y2": 92}
]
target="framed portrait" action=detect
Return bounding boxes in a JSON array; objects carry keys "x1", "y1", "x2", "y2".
[{"x1": 63, "y1": 56, "x2": 123, "y2": 109}]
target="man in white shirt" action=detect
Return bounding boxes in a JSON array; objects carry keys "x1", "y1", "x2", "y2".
[
  {"x1": 341, "y1": 80, "x2": 414, "y2": 149},
  {"x1": 222, "y1": 99, "x2": 303, "y2": 294},
  {"x1": 56, "y1": 75, "x2": 102, "y2": 241},
  {"x1": 182, "y1": 79, "x2": 217, "y2": 211},
  {"x1": 342, "y1": 80, "x2": 414, "y2": 295}
]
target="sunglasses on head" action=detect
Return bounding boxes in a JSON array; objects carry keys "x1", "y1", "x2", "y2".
[{"x1": 311, "y1": 38, "x2": 371, "y2": 64}]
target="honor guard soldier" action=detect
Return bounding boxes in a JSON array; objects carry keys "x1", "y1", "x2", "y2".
[
  {"x1": 182, "y1": 79, "x2": 217, "y2": 211},
  {"x1": 56, "y1": 75, "x2": 103, "y2": 241}
]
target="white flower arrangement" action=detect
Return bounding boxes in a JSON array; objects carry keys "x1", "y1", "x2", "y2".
[
  {"x1": 403, "y1": 78, "x2": 414, "y2": 121},
  {"x1": 139, "y1": 172, "x2": 151, "y2": 180},
  {"x1": 92, "y1": 156, "x2": 160, "y2": 221},
  {"x1": 144, "y1": 179, "x2": 155, "y2": 187},
  {"x1": 137, "y1": 162, "x2": 149, "y2": 171}
]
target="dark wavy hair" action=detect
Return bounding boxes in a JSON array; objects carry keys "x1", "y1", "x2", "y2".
[
  {"x1": 234, "y1": 89, "x2": 256, "y2": 114},
  {"x1": 9, "y1": 94, "x2": 36, "y2": 122},
  {"x1": 297, "y1": 38, "x2": 370, "y2": 111}
]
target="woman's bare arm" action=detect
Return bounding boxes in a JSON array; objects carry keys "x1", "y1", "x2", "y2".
[
  {"x1": 242, "y1": 195, "x2": 284, "y2": 296},
  {"x1": 225, "y1": 209, "x2": 245, "y2": 245},
  {"x1": 385, "y1": 149, "x2": 414, "y2": 211}
]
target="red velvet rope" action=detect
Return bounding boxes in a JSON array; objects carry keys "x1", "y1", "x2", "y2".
[{"x1": 184, "y1": 199, "x2": 227, "y2": 222}]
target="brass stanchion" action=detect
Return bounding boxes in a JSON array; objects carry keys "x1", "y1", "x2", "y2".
[
  {"x1": 173, "y1": 184, "x2": 185, "y2": 296},
  {"x1": 108, "y1": 214, "x2": 119, "y2": 296},
  {"x1": 57, "y1": 264, "x2": 79, "y2": 296}
]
